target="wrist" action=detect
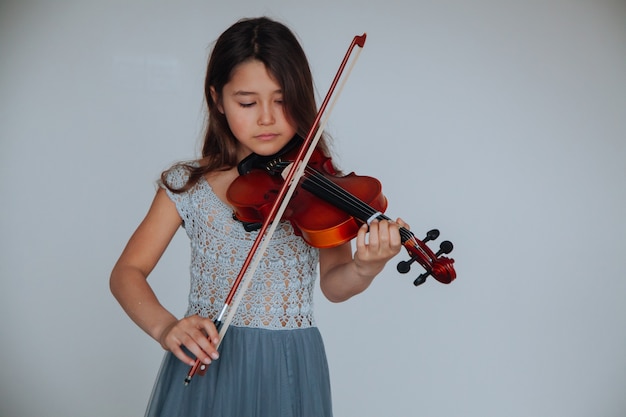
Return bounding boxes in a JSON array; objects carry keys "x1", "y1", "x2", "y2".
[
  {"x1": 151, "y1": 316, "x2": 179, "y2": 350},
  {"x1": 353, "y1": 257, "x2": 384, "y2": 281}
]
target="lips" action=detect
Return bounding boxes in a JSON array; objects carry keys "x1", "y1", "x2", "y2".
[{"x1": 255, "y1": 133, "x2": 278, "y2": 141}]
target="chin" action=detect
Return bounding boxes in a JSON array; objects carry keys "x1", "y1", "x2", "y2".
[{"x1": 254, "y1": 139, "x2": 291, "y2": 156}]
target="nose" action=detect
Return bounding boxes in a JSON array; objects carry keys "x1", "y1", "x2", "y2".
[{"x1": 258, "y1": 102, "x2": 275, "y2": 126}]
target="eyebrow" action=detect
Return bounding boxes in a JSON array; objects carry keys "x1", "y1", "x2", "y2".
[{"x1": 232, "y1": 89, "x2": 282, "y2": 96}]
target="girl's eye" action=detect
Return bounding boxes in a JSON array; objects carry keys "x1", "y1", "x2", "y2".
[{"x1": 239, "y1": 102, "x2": 255, "y2": 108}]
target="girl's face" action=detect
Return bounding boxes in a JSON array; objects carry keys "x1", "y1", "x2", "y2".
[{"x1": 213, "y1": 60, "x2": 297, "y2": 161}]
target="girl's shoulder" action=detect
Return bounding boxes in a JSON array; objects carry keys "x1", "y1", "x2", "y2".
[
  {"x1": 159, "y1": 159, "x2": 235, "y2": 200},
  {"x1": 160, "y1": 162, "x2": 195, "y2": 190},
  {"x1": 158, "y1": 162, "x2": 211, "y2": 223},
  {"x1": 159, "y1": 159, "x2": 211, "y2": 194}
]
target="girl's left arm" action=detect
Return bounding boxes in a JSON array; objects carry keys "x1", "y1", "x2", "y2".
[{"x1": 318, "y1": 219, "x2": 404, "y2": 302}]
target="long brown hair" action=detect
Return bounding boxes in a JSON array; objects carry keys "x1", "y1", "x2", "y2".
[{"x1": 162, "y1": 17, "x2": 332, "y2": 193}]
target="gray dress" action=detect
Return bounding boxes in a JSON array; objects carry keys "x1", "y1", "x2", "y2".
[{"x1": 144, "y1": 167, "x2": 332, "y2": 417}]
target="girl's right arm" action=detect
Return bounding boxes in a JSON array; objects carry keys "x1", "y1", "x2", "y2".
[{"x1": 110, "y1": 188, "x2": 219, "y2": 367}]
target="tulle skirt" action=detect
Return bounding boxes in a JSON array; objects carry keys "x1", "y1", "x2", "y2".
[{"x1": 144, "y1": 326, "x2": 332, "y2": 417}]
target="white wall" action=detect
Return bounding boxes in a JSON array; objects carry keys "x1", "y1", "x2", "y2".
[{"x1": 1, "y1": 1, "x2": 625, "y2": 416}]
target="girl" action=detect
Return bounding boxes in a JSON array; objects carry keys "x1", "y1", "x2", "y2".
[{"x1": 110, "y1": 17, "x2": 403, "y2": 417}]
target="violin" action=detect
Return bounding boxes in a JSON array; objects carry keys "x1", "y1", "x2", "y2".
[{"x1": 227, "y1": 136, "x2": 456, "y2": 286}]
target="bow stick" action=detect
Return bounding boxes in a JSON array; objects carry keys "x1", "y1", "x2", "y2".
[{"x1": 184, "y1": 33, "x2": 367, "y2": 385}]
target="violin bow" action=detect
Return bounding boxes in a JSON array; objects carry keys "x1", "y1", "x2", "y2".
[{"x1": 185, "y1": 33, "x2": 367, "y2": 385}]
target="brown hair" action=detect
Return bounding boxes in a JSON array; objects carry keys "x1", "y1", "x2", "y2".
[{"x1": 162, "y1": 17, "x2": 332, "y2": 193}]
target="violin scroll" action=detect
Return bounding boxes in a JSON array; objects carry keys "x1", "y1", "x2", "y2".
[{"x1": 396, "y1": 229, "x2": 456, "y2": 286}]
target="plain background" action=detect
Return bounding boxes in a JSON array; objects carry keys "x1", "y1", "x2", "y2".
[{"x1": 1, "y1": 1, "x2": 625, "y2": 416}]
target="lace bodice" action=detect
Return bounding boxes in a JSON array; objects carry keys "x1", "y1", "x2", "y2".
[{"x1": 162, "y1": 166, "x2": 319, "y2": 329}]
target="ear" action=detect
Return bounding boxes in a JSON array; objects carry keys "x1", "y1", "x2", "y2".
[{"x1": 210, "y1": 86, "x2": 224, "y2": 114}]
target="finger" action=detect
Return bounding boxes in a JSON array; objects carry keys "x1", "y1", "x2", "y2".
[
  {"x1": 164, "y1": 316, "x2": 219, "y2": 365},
  {"x1": 199, "y1": 318, "x2": 220, "y2": 346},
  {"x1": 169, "y1": 344, "x2": 197, "y2": 367},
  {"x1": 193, "y1": 321, "x2": 220, "y2": 360},
  {"x1": 179, "y1": 330, "x2": 216, "y2": 365},
  {"x1": 366, "y1": 219, "x2": 381, "y2": 251},
  {"x1": 356, "y1": 222, "x2": 369, "y2": 252},
  {"x1": 185, "y1": 318, "x2": 220, "y2": 361},
  {"x1": 376, "y1": 219, "x2": 398, "y2": 252},
  {"x1": 388, "y1": 220, "x2": 402, "y2": 248},
  {"x1": 396, "y1": 217, "x2": 409, "y2": 230}
]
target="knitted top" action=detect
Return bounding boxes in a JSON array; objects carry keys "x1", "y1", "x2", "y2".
[{"x1": 162, "y1": 166, "x2": 319, "y2": 329}]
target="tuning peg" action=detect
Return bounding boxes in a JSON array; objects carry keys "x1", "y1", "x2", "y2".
[
  {"x1": 435, "y1": 241, "x2": 453, "y2": 257},
  {"x1": 397, "y1": 256, "x2": 417, "y2": 274},
  {"x1": 424, "y1": 229, "x2": 440, "y2": 243},
  {"x1": 413, "y1": 272, "x2": 430, "y2": 286}
]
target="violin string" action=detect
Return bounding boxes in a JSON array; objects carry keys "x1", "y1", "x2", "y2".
[
  {"x1": 302, "y1": 166, "x2": 415, "y2": 243},
  {"x1": 300, "y1": 166, "x2": 378, "y2": 218},
  {"x1": 300, "y1": 166, "x2": 417, "y2": 244}
]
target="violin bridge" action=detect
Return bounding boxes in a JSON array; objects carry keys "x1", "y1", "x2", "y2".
[{"x1": 276, "y1": 161, "x2": 298, "y2": 184}]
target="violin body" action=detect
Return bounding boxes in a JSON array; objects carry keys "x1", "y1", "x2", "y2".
[{"x1": 227, "y1": 141, "x2": 388, "y2": 248}]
